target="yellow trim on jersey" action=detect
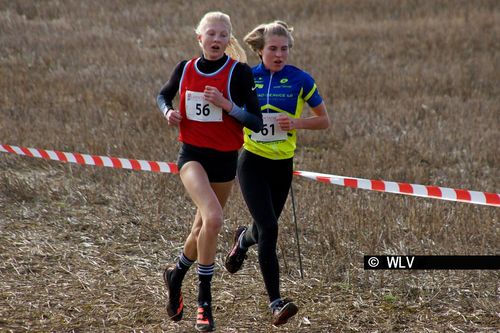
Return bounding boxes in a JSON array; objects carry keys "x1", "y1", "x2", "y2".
[
  {"x1": 304, "y1": 84, "x2": 317, "y2": 101},
  {"x1": 261, "y1": 104, "x2": 287, "y2": 113},
  {"x1": 295, "y1": 88, "x2": 305, "y2": 119}
]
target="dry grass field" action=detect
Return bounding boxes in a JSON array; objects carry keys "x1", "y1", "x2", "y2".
[{"x1": 1, "y1": 0, "x2": 499, "y2": 332}]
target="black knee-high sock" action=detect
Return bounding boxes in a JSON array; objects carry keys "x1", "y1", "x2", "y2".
[
  {"x1": 171, "y1": 252, "x2": 194, "y2": 288},
  {"x1": 197, "y1": 263, "x2": 214, "y2": 305}
]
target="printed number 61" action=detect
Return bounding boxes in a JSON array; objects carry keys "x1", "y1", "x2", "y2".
[{"x1": 260, "y1": 123, "x2": 275, "y2": 136}]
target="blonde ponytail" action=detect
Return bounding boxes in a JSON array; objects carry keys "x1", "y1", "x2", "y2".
[{"x1": 226, "y1": 35, "x2": 247, "y2": 63}]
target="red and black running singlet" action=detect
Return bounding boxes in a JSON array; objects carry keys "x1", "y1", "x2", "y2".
[{"x1": 178, "y1": 57, "x2": 243, "y2": 152}]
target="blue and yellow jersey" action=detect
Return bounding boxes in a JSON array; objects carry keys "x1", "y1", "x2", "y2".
[{"x1": 243, "y1": 63, "x2": 323, "y2": 160}]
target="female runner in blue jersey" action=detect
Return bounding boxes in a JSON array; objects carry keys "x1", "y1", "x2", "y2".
[
  {"x1": 224, "y1": 20, "x2": 330, "y2": 326},
  {"x1": 157, "y1": 11, "x2": 262, "y2": 332}
]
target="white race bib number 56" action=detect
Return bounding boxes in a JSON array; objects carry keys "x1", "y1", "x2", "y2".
[{"x1": 185, "y1": 90, "x2": 223, "y2": 122}]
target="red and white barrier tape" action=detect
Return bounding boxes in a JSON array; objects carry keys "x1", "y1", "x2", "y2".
[
  {"x1": 1, "y1": 144, "x2": 498, "y2": 207},
  {"x1": 0, "y1": 144, "x2": 178, "y2": 174},
  {"x1": 293, "y1": 170, "x2": 499, "y2": 207}
]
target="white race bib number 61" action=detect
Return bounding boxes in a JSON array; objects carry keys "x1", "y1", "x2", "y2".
[{"x1": 251, "y1": 113, "x2": 287, "y2": 142}]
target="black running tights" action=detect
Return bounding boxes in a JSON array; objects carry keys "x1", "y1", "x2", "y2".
[{"x1": 237, "y1": 149, "x2": 293, "y2": 303}]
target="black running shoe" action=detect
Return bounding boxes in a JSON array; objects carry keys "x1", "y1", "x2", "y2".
[
  {"x1": 163, "y1": 266, "x2": 183, "y2": 321},
  {"x1": 195, "y1": 303, "x2": 215, "y2": 332},
  {"x1": 272, "y1": 298, "x2": 298, "y2": 326},
  {"x1": 224, "y1": 226, "x2": 248, "y2": 273}
]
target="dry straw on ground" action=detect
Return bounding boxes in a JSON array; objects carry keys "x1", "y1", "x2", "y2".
[{"x1": 0, "y1": 0, "x2": 499, "y2": 332}]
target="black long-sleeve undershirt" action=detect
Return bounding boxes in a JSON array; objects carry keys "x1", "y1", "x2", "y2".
[{"x1": 157, "y1": 54, "x2": 262, "y2": 132}]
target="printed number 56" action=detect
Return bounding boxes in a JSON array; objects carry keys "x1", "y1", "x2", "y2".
[{"x1": 196, "y1": 103, "x2": 210, "y2": 116}]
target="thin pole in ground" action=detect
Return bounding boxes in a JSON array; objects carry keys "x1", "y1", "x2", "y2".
[{"x1": 290, "y1": 183, "x2": 304, "y2": 279}]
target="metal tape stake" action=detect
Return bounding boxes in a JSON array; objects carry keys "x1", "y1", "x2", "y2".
[{"x1": 290, "y1": 182, "x2": 304, "y2": 279}]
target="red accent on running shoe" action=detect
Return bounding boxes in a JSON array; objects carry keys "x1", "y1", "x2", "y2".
[{"x1": 197, "y1": 307, "x2": 210, "y2": 324}]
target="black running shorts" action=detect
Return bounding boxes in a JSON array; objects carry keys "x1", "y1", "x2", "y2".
[{"x1": 177, "y1": 143, "x2": 238, "y2": 183}]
